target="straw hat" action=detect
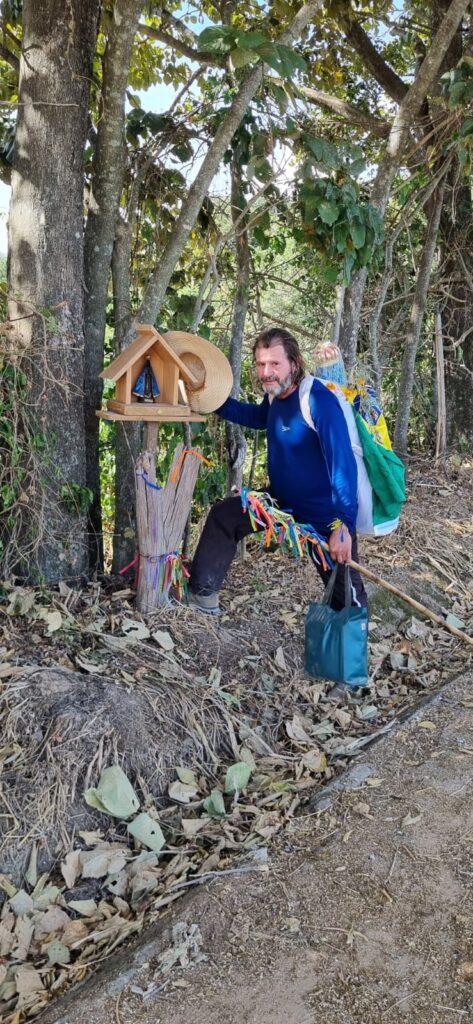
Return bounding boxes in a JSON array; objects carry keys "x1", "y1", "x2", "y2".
[{"x1": 162, "y1": 331, "x2": 233, "y2": 414}]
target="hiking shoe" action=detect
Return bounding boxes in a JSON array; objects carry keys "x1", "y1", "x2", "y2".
[{"x1": 188, "y1": 591, "x2": 220, "y2": 616}]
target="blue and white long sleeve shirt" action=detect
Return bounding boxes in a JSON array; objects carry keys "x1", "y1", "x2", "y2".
[{"x1": 216, "y1": 378, "x2": 358, "y2": 533}]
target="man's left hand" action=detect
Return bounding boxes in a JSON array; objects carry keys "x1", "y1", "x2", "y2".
[{"x1": 328, "y1": 524, "x2": 352, "y2": 564}]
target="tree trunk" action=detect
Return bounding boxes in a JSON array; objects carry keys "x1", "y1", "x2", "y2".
[
  {"x1": 111, "y1": 218, "x2": 142, "y2": 574},
  {"x1": 393, "y1": 182, "x2": 446, "y2": 458},
  {"x1": 7, "y1": 0, "x2": 99, "y2": 582},
  {"x1": 225, "y1": 158, "x2": 250, "y2": 493},
  {"x1": 83, "y1": 0, "x2": 144, "y2": 570}
]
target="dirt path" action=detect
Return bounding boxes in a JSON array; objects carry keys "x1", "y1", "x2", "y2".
[{"x1": 44, "y1": 667, "x2": 473, "y2": 1024}]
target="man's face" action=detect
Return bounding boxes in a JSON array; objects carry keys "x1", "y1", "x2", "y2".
[{"x1": 254, "y1": 343, "x2": 296, "y2": 396}]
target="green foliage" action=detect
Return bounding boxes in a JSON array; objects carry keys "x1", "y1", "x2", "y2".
[
  {"x1": 60, "y1": 483, "x2": 94, "y2": 515},
  {"x1": 295, "y1": 177, "x2": 384, "y2": 285},
  {"x1": 440, "y1": 58, "x2": 473, "y2": 108},
  {"x1": 197, "y1": 25, "x2": 306, "y2": 79}
]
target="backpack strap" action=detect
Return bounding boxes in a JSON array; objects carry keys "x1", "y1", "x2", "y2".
[{"x1": 299, "y1": 374, "x2": 316, "y2": 430}]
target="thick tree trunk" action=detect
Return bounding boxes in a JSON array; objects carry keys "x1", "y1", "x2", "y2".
[
  {"x1": 393, "y1": 183, "x2": 446, "y2": 458},
  {"x1": 6, "y1": 0, "x2": 99, "y2": 582},
  {"x1": 83, "y1": 0, "x2": 144, "y2": 570},
  {"x1": 225, "y1": 159, "x2": 250, "y2": 493}
]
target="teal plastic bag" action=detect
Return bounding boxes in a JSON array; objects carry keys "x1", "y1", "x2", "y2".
[{"x1": 305, "y1": 567, "x2": 368, "y2": 687}]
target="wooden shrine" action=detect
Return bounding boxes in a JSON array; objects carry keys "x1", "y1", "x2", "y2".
[
  {"x1": 96, "y1": 325, "x2": 233, "y2": 613},
  {"x1": 96, "y1": 324, "x2": 205, "y2": 424}
]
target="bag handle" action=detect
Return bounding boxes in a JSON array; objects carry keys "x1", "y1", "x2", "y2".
[{"x1": 322, "y1": 564, "x2": 352, "y2": 608}]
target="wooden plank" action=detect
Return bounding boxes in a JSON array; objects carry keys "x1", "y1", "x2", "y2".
[
  {"x1": 107, "y1": 399, "x2": 192, "y2": 417},
  {"x1": 99, "y1": 325, "x2": 157, "y2": 381},
  {"x1": 96, "y1": 409, "x2": 205, "y2": 423},
  {"x1": 144, "y1": 422, "x2": 158, "y2": 451},
  {"x1": 161, "y1": 362, "x2": 179, "y2": 405},
  {"x1": 100, "y1": 323, "x2": 201, "y2": 388},
  {"x1": 135, "y1": 442, "x2": 202, "y2": 613},
  {"x1": 150, "y1": 334, "x2": 200, "y2": 386}
]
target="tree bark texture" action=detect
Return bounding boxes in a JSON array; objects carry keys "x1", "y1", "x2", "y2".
[
  {"x1": 7, "y1": 0, "x2": 99, "y2": 582},
  {"x1": 393, "y1": 182, "x2": 446, "y2": 458},
  {"x1": 83, "y1": 0, "x2": 144, "y2": 570},
  {"x1": 135, "y1": 443, "x2": 201, "y2": 613},
  {"x1": 111, "y1": 217, "x2": 142, "y2": 574},
  {"x1": 138, "y1": 0, "x2": 324, "y2": 325},
  {"x1": 225, "y1": 158, "x2": 250, "y2": 493}
]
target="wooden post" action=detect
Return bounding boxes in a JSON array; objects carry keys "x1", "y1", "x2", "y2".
[{"x1": 135, "y1": 442, "x2": 201, "y2": 614}]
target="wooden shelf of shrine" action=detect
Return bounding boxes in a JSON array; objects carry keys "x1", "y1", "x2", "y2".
[{"x1": 96, "y1": 408, "x2": 206, "y2": 423}]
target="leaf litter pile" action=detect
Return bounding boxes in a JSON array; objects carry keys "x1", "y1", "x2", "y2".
[{"x1": 0, "y1": 463, "x2": 472, "y2": 1023}]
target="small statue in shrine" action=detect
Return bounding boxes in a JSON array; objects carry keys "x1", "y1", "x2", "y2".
[{"x1": 133, "y1": 358, "x2": 160, "y2": 403}]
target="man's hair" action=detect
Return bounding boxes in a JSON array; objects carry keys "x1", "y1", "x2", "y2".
[{"x1": 253, "y1": 326, "x2": 305, "y2": 385}]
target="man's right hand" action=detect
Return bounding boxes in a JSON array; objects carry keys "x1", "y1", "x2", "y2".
[{"x1": 328, "y1": 524, "x2": 352, "y2": 564}]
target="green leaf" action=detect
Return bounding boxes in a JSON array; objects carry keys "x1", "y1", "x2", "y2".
[
  {"x1": 256, "y1": 41, "x2": 306, "y2": 78},
  {"x1": 349, "y1": 157, "x2": 366, "y2": 177},
  {"x1": 350, "y1": 221, "x2": 366, "y2": 249},
  {"x1": 318, "y1": 200, "x2": 339, "y2": 226},
  {"x1": 235, "y1": 30, "x2": 268, "y2": 49},
  {"x1": 229, "y1": 47, "x2": 255, "y2": 68},
  {"x1": 304, "y1": 135, "x2": 341, "y2": 170},
  {"x1": 323, "y1": 264, "x2": 339, "y2": 284},
  {"x1": 128, "y1": 812, "x2": 166, "y2": 853},
  {"x1": 224, "y1": 761, "x2": 252, "y2": 794},
  {"x1": 176, "y1": 766, "x2": 198, "y2": 786},
  {"x1": 198, "y1": 25, "x2": 236, "y2": 54},
  {"x1": 126, "y1": 91, "x2": 141, "y2": 109},
  {"x1": 84, "y1": 766, "x2": 140, "y2": 820},
  {"x1": 203, "y1": 788, "x2": 226, "y2": 817},
  {"x1": 47, "y1": 939, "x2": 71, "y2": 966}
]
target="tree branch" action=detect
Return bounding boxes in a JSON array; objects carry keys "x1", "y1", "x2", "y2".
[
  {"x1": 137, "y1": 22, "x2": 220, "y2": 65},
  {"x1": 340, "y1": 0, "x2": 469, "y2": 370},
  {"x1": 343, "y1": 18, "x2": 408, "y2": 103},
  {"x1": 0, "y1": 42, "x2": 19, "y2": 71},
  {"x1": 298, "y1": 84, "x2": 389, "y2": 137},
  {"x1": 139, "y1": 0, "x2": 325, "y2": 323}
]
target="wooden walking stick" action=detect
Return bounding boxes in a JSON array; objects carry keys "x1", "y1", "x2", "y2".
[{"x1": 347, "y1": 555, "x2": 473, "y2": 649}]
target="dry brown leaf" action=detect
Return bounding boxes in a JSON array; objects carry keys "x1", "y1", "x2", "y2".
[
  {"x1": 333, "y1": 707, "x2": 352, "y2": 730},
  {"x1": 34, "y1": 906, "x2": 70, "y2": 938},
  {"x1": 0, "y1": 920, "x2": 15, "y2": 956},
  {"x1": 80, "y1": 846, "x2": 127, "y2": 879},
  {"x1": 457, "y1": 961, "x2": 473, "y2": 981},
  {"x1": 13, "y1": 916, "x2": 34, "y2": 959},
  {"x1": 14, "y1": 964, "x2": 44, "y2": 1005},
  {"x1": 61, "y1": 850, "x2": 81, "y2": 889},
  {"x1": 62, "y1": 919, "x2": 89, "y2": 947},
  {"x1": 285, "y1": 714, "x2": 312, "y2": 744}
]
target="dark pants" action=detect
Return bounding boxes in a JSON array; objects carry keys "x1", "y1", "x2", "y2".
[{"x1": 189, "y1": 495, "x2": 368, "y2": 612}]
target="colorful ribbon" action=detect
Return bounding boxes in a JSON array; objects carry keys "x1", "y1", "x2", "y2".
[
  {"x1": 170, "y1": 448, "x2": 214, "y2": 485},
  {"x1": 240, "y1": 490, "x2": 333, "y2": 571}
]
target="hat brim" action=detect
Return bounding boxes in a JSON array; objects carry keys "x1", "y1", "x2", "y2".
[{"x1": 162, "y1": 332, "x2": 233, "y2": 414}]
